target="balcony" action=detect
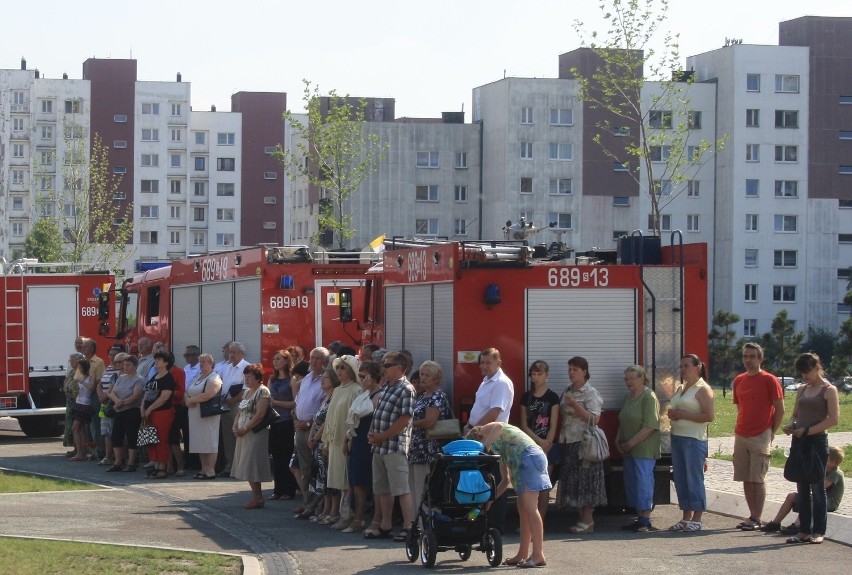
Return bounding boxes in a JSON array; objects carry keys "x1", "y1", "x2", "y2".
[
  {"x1": 10, "y1": 103, "x2": 30, "y2": 114},
  {"x1": 10, "y1": 131, "x2": 30, "y2": 141},
  {"x1": 10, "y1": 156, "x2": 29, "y2": 166},
  {"x1": 190, "y1": 220, "x2": 208, "y2": 230}
]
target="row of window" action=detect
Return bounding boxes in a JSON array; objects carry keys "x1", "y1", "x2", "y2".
[
  {"x1": 518, "y1": 142, "x2": 574, "y2": 160},
  {"x1": 139, "y1": 230, "x2": 234, "y2": 248},
  {"x1": 744, "y1": 179, "x2": 801, "y2": 198},
  {"x1": 519, "y1": 108, "x2": 574, "y2": 126},
  {"x1": 139, "y1": 205, "x2": 235, "y2": 222},
  {"x1": 133, "y1": 154, "x2": 237, "y2": 171},
  {"x1": 138, "y1": 180, "x2": 236, "y2": 196},
  {"x1": 23, "y1": 98, "x2": 84, "y2": 115},
  {"x1": 140, "y1": 103, "x2": 184, "y2": 117},
  {"x1": 744, "y1": 248, "x2": 799, "y2": 267},
  {"x1": 742, "y1": 284, "x2": 798, "y2": 306},
  {"x1": 745, "y1": 144, "x2": 799, "y2": 163},
  {"x1": 745, "y1": 109, "x2": 800, "y2": 128},
  {"x1": 646, "y1": 214, "x2": 701, "y2": 233},
  {"x1": 648, "y1": 110, "x2": 703, "y2": 130},
  {"x1": 746, "y1": 74, "x2": 800, "y2": 94},
  {"x1": 745, "y1": 214, "x2": 798, "y2": 232},
  {"x1": 416, "y1": 151, "x2": 468, "y2": 169}
]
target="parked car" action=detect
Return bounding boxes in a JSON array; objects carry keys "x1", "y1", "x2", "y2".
[{"x1": 779, "y1": 376, "x2": 802, "y2": 392}]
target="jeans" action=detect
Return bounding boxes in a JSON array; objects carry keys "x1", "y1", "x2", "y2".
[
  {"x1": 671, "y1": 435, "x2": 708, "y2": 511},
  {"x1": 623, "y1": 456, "x2": 655, "y2": 513},
  {"x1": 795, "y1": 433, "x2": 829, "y2": 535}
]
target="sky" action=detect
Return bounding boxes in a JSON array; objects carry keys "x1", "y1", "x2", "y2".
[{"x1": 3, "y1": 0, "x2": 852, "y2": 118}]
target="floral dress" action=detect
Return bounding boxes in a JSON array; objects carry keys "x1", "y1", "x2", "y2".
[
  {"x1": 408, "y1": 389, "x2": 452, "y2": 465},
  {"x1": 310, "y1": 395, "x2": 332, "y2": 496}
]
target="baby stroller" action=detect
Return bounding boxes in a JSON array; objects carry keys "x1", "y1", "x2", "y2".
[{"x1": 405, "y1": 439, "x2": 503, "y2": 568}]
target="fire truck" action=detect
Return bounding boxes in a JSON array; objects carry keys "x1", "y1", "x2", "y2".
[
  {"x1": 116, "y1": 246, "x2": 378, "y2": 366},
  {"x1": 0, "y1": 259, "x2": 115, "y2": 437},
  {"x1": 346, "y1": 235, "x2": 708, "y2": 504}
]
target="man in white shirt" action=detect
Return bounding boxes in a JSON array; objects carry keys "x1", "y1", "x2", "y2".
[
  {"x1": 464, "y1": 348, "x2": 514, "y2": 432},
  {"x1": 218, "y1": 341, "x2": 250, "y2": 477},
  {"x1": 292, "y1": 347, "x2": 329, "y2": 516},
  {"x1": 183, "y1": 345, "x2": 201, "y2": 383},
  {"x1": 214, "y1": 341, "x2": 232, "y2": 377}
]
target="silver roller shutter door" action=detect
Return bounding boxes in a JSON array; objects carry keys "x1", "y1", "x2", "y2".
[
  {"x1": 200, "y1": 283, "x2": 234, "y2": 354},
  {"x1": 234, "y1": 279, "x2": 262, "y2": 362},
  {"x1": 171, "y1": 286, "x2": 201, "y2": 358}
]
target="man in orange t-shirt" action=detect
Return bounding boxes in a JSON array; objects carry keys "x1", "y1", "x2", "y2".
[{"x1": 731, "y1": 342, "x2": 784, "y2": 531}]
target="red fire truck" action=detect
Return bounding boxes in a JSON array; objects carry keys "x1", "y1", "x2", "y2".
[
  {"x1": 347, "y1": 236, "x2": 708, "y2": 504},
  {"x1": 0, "y1": 259, "x2": 115, "y2": 437},
  {"x1": 117, "y1": 246, "x2": 377, "y2": 367}
]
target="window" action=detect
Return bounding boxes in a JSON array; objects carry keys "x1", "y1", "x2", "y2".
[
  {"x1": 40, "y1": 125, "x2": 53, "y2": 140},
  {"x1": 454, "y1": 152, "x2": 468, "y2": 169},
  {"x1": 216, "y1": 233, "x2": 235, "y2": 247},
  {"x1": 548, "y1": 143, "x2": 572, "y2": 160},
  {"x1": 520, "y1": 142, "x2": 533, "y2": 159},
  {"x1": 170, "y1": 231, "x2": 181, "y2": 245},
  {"x1": 649, "y1": 110, "x2": 673, "y2": 129},
  {"x1": 194, "y1": 131, "x2": 206, "y2": 145},
  {"x1": 216, "y1": 183, "x2": 235, "y2": 196},
  {"x1": 613, "y1": 162, "x2": 629, "y2": 172},
  {"x1": 520, "y1": 107, "x2": 533, "y2": 124},
  {"x1": 548, "y1": 212, "x2": 572, "y2": 230},
  {"x1": 11, "y1": 170, "x2": 24, "y2": 185},
  {"x1": 775, "y1": 74, "x2": 800, "y2": 93},
  {"x1": 40, "y1": 176, "x2": 53, "y2": 191},
  {"x1": 746, "y1": 179, "x2": 759, "y2": 197},
  {"x1": 745, "y1": 214, "x2": 758, "y2": 232},
  {"x1": 113, "y1": 191, "x2": 126, "y2": 200},
  {"x1": 12, "y1": 117, "x2": 24, "y2": 131},
  {"x1": 746, "y1": 144, "x2": 760, "y2": 162},
  {"x1": 613, "y1": 230, "x2": 628, "y2": 241},
  {"x1": 263, "y1": 196, "x2": 277, "y2": 205},
  {"x1": 193, "y1": 207, "x2": 206, "y2": 221},
  {"x1": 841, "y1": 96, "x2": 852, "y2": 105},
  {"x1": 415, "y1": 218, "x2": 438, "y2": 236},
  {"x1": 12, "y1": 196, "x2": 23, "y2": 210},
  {"x1": 141, "y1": 154, "x2": 159, "y2": 167},
  {"x1": 64, "y1": 99, "x2": 82, "y2": 114},
  {"x1": 170, "y1": 180, "x2": 181, "y2": 194},
  {"x1": 840, "y1": 131, "x2": 852, "y2": 140},
  {"x1": 41, "y1": 99, "x2": 53, "y2": 113},
  {"x1": 688, "y1": 111, "x2": 702, "y2": 129},
  {"x1": 775, "y1": 110, "x2": 799, "y2": 128},
  {"x1": 263, "y1": 146, "x2": 276, "y2": 155},
  {"x1": 454, "y1": 185, "x2": 468, "y2": 202},
  {"x1": 171, "y1": 103, "x2": 181, "y2": 116},
  {"x1": 216, "y1": 208, "x2": 235, "y2": 221},
  {"x1": 63, "y1": 124, "x2": 84, "y2": 140},
  {"x1": 774, "y1": 145, "x2": 798, "y2": 163},
  {"x1": 169, "y1": 205, "x2": 181, "y2": 219},
  {"x1": 193, "y1": 232, "x2": 206, "y2": 246},
  {"x1": 141, "y1": 103, "x2": 160, "y2": 115},
  {"x1": 612, "y1": 126, "x2": 630, "y2": 137},
  {"x1": 140, "y1": 205, "x2": 159, "y2": 218},
  {"x1": 549, "y1": 178, "x2": 572, "y2": 195},
  {"x1": 839, "y1": 234, "x2": 852, "y2": 244},
  {"x1": 774, "y1": 250, "x2": 797, "y2": 268},
  {"x1": 520, "y1": 177, "x2": 532, "y2": 194},
  {"x1": 743, "y1": 319, "x2": 757, "y2": 337},
  {"x1": 13, "y1": 91, "x2": 25, "y2": 105},
  {"x1": 686, "y1": 146, "x2": 700, "y2": 162},
  {"x1": 687, "y1": 180, "x2": 700, "y2": 197},
  {"x1": 647, "y1": 214, "x2": 671, "y2": 232},
  {"x1": 745, "y1": 284, "x2": 758, "y2": 303},
  {"x1": 194, "y1": 157, "x2": 206, "y2": 171},
  {"x1": 613, "y1": 197, "x2": 630, "y2": 207},
  {"x1": 654, "y1": 180, "x2": 672, "y2": 196},
  {"x1": 841, "y1": 166, "x2": 852, "y2": 175},
  {"x1": 12, "y1": 144, "x2": 25, "y2": 158},
  {"x1": 12, "y1": 222, "x2": 24, "y2": 237},
  {"x1": 746, "y1": 109, "x2": 759, "y2": 127},
  {"x1": 217, "y1": 158, "x2": 235, "y2": 171},
  {"x1": 746, "y1": 74, "x2": 760, "y2": 92},
  {"x1": 774, "y1": 180, "x2": 798, "y2": 198},
  {"x1": 113, "y1": 140, "x2": 127, "y2": 149},
  {"x1": 745, "y1": 249, "x2": 758, "y2": 267},
  {"x1": 416, "y1": 151, "x2": 439, "y2": 168},
  {"x1": 217, "y1": 132, "x2": 235, "y2": 145},
  {"x1": 454, "y1": 219, "x2": 468, "y2": 236},
  {"x1": 40, "y1": 151, "x2": 53, "y2": 165},
  {"x1": 773, "y1": 285, "x2": 797, "y2": 302},
  {"x1": 140, "y1": 180, "x2": 159, "y2": 193},
  {"x1": 549, "y1": 108, "x2": 573, "y2": 125},
  {"x1": 415, "y1": 185, "x2": 439, "y2": 202},
  {"x1": 113, "y1": 166, "x2": 127, "y2": 174},
  {"x1": 114, "y1": 114, "x2": 127, "y2": 123},
  {"x1": 687, "y1": 214, "x2": 700, "y2": 232},
  {"x1": 650, "y1": 146, "x2": 671, "y2": 162},
  {"x1": 264, "y1": 171, "x2": 277, "y2": 180},
  {"x1": 141, "y1": 128, "x2": 159, "y2": 141},
  {"x1": 194, "y1": 181, "x2": 207, "y2": 196},
  {"x1": 774, "y1": 214, "x2": 798, "y2": 232},
  {"x1": 171, "y1": 129, "x2": 182, "y2": 142}
]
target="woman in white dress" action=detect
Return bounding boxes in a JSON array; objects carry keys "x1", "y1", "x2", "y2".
[{"x1": 184, "y1": 353, "x2": 223, "y2": 480}]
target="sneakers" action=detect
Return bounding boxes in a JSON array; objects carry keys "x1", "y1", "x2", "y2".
[
  {"x1": 759, "y1": 521, "x2": 781, "y2": 533},
  {"x1": 781, "y1": 523, "x2": 800, "y2": 536},
  {"x1": 622, "y1": 520, "x2": 657, "y2": 533},
  {"x1": 98, "y1": 458, "x2": 114, "y2": 466}
]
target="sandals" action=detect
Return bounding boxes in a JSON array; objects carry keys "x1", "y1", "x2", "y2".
[
  {"x1": 786, "y1": 534, "x2": 810, "y2": 544},
  {"x1": 342, "y1": 520, "x2": 366, "y2": 533},
  {"x1": 518, "y1": 559, "x2": 547, "y2": 568},
  {"x1": 193, "y1": 473, "x2": 216, "y2": 480},
  {"x1": 737, "y1": 517, "x2": 761, "y2": 531},
  {"x1": 106, "y1": 464, "x2": 124, "y2": 472},
  {"x1": 122, "y1": 464, "x2": 137, "y2": 472},
  {"x1": 364, "y1": 528, "x2": 392, "y2": 539},
  {"x1": 503, "y1": 557, "x2": 525, "y2": 566},
  {"x1": 569, "y1": 522, "x2": 594, "y2": 534},
  {"x1": 393, "y1": 528, "x2": 410, "y2": 542},
  {"x1": 683, "y1": 521, "x2": 702, "y2": 532},
  {"x1": 810, "y1": 535, "x2": 824, "y2": 544},
  {"x1": 147, "y1": 470, "x2": 168, "y2": 480}
]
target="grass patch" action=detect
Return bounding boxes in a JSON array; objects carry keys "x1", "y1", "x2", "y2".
[
  {"x1": 0, "y1": 470, "x2": 99, "y2": 493},
  {"x1": 711, "y1": 442, "x2": 852, "y2": 475},
  {"x1": 0, "y1": 537, "x2": 241, "y2": 575}
]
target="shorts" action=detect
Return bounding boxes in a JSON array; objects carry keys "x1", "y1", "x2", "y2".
[
  {"x1": 372, "y1": 451, "x2": 410, "y2": 496},
  {"x1": 516, "y1": 446, "x2": 552, "y2": 494},
  {"x1": 732, "y1": 429, "x2": 772, "y2": 483},
  {"x1": 100, "y1": 416, "x2": 114, "y2": 436},
  {"x1": 71, "y1": 403, "x2": 94, "y2": 424}
]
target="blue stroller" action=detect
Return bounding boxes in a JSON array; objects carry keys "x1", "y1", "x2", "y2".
[{"x1": 405, "y1": 440, "x2": 503, "y2": 568}]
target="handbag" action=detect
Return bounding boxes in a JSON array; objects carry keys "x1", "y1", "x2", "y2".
[
  {"x1": 783, "y1": 437, "x2": 824, "y2": 484},
  {"x1": 427, "y1": 418, "x2": 462, "y2": 440},
  {"x1": 580, "y1": 415, "x2": 610, "y2": 462},
  {"x1": 103, "y1": 400, "x2": 117, "y2": 419},
  {"x1": 251, "y1": 391, "x2": 280, "y2": 433},
  {"x1": 137, "y1": 424, "x2": 160, "y2": 447},
  {"x1": 199, "y1": 374, "x2": 229, "y2": 417}
]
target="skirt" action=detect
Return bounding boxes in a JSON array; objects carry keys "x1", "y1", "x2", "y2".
[
  {"x1": 557, "y1": 441, "x2": 607, "y2": 509},
  {"x1": 232, "y1": 428, "x2": 273, "y2": 483}
]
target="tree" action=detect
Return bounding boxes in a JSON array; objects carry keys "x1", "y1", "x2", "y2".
[
  {"x1": 829, "y1": 290, "x2": 852, "y2": 378},
  {"x1": 802, "y1": 327, "x2": 835, "y2": 369},
  {"x1": 759, "y1": 309, "x2": 804, "y2": 377},
  {"x1": 276, "y1": 80, "x2": 388, "y2": 250},
  {"x1": 568, "y1": 0, "x2": 725, "y2": 234},
  {"x1": 23, "y1": 217, "x2": 64, "y2": 264},
  {"x1": 708, "y1": 309, "x2": 740, "y2": 395}
]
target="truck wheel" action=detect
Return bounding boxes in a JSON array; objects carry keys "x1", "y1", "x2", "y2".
[{"x1": 16, "y1": 415, "x2": 64, "y2": 438}]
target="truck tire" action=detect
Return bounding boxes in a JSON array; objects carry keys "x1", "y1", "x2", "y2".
[{"x1": 16, "y1": 415, "x2": 64, "y2": 438}]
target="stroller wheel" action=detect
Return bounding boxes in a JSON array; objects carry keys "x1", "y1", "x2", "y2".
[
  {"x1": 457, "y1": 544, "x2": 472, "y2": 561},
  {"x1": 485, "y1": 528, "x2": 502, "y2": 567},
  {"x1": 420, "y1": 530, "x2": 437, "y2": 568},
  {"x1": 405, "y1": 528, "x2": 419, "y2": 563}
]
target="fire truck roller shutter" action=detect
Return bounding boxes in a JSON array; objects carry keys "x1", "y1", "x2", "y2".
[
  {"x1": 199, "y1": 283, "x2": 235, "y2": 358},
  {"x1": 526, "y1": 288, "x2": 637, "y2": 410},
  {"x1": 172, "y1": 286, "x2": 201, "y2": 362},
  {"x1": 28, "y1": 286, "x2": 79, "y2": 380},
  {"x1": 233, "y1": 279, "x2": 261, "y2": 363}
]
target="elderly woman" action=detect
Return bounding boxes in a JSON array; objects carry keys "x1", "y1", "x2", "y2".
[
  {"x1": 520, "y1": 360, "x2": 560, "y2": 521},
  {"x1": 184, "y1": 353, "x2": 223, "y2": 480},
  {"x1": 309, "y1": 368, "x2": 339, "y2": 522},
  {"x1": 468, "y1": 422, "x2": 551, "y2": 568},
  {"x1": 107, "y1": 354, "x2": 145, "y2": 472},
  {"x1": 408, "y1": 361, "x2": 452, "y2": 521},
  {"x1": 323, "y1": 355, "x2": 362, "y2": 530},
  {"x1": 616, "y1": 365, "x2": 661, "y2": 532},
  {"x1": 142, "y1": 350, "x2": 176, "y2": 479},
  {"x1": 63, "y1": 352, "x2": 85, "y2": 454},
  {"x1": 232, "y1": 363, "x2": 274, "y2": 509},
  {"x1": 268, "y1": 349, "x2": 299, "y2": 500},
  {"x1": 558, "y1": 356, "x2": 607, "y2": 533},
  {"x1": 345, "y1": 360, "x2": 382, "y2": 533},
  {"x1": 667, "y1": 354, "x2": 714, "y2": 532}
]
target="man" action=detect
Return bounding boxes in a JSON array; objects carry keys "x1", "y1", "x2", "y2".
[
  {"x1": 464, "y1": 348, "x2": 515, "y2": 433},
  {"x1": 214, "y1": 341, "x2": 233, "y2": 376},
  {"x1": 367, "y1": 351, "x2": 416, "y2": 542},
  {"x1": 136, "y1": 337, "x2": 154, "y2": 381},
  {"x1": 732, "y1": 342, "x2": 784, "y2": 531},
  {"x1": 217, "y1": 341, "x2": 250, "y2": 477},
  {"x1": 292, "y1": 347, "x2": 330, "y2": 517},
  {"x1": 82, "y1": 338, "x2": 106, "y2": 460},
  {"x1": 95, "y1": 344, "x2": 124, "y2": 465},
  {"x1": 182, "y1": 345, "x2": 202, "y2": 471},
  {"x1": 359, "y1": 343, "x2": 379, "y2": 364}
]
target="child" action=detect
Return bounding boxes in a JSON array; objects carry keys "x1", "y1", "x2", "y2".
[{"x1": 760, "y1": 445, "x2": 845, "y2": 534}]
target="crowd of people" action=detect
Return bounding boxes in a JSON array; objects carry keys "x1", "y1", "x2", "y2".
[{"x1": 61, "y1": 336, "x2": 844, "y2": 563}]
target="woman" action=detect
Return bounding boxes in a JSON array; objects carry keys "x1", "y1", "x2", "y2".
[
  {"x1": 291, "y1": 360, "x2": 313, "y2": 514},
  {"x1": 782, "y1": 352, "x2": 840, "y2": 544},
  {"x1": 309, "y1": 368, "x2": 339, "y2": 522},
  {"x1": 520, "y1": 360, "x2": 560, "y2": 521},
  {"x1": 232, "y1": 363, "x2": 274, "y2": 509},
  {"x1": 107, "y1": 354, "x2": 145, "y2": 472},
  {"x1": 268, "y1": 350, "x2": 299, "y2": 500},
  {"x1": 557, "y1": 356, "x2": 607, "y2": 533},
  {"x1": 142, "y1": 350, "x2": 176, "y2": 479},
  {"x1": 68, "y1": 358, "x2": 94, "y2": 462},
  {"x1": 616, "y1": 365, "x2": 661, "y2": 532},
  {"x1": 323, "y1": 355, "x2": 362, "y2": 529},
  {"x1": 183, "y1": 353, "x2": 223, "y2": 480},
  {"x1": 347, "y1": 360, "x2": 382, "y2": 534},
  {"x1": 408, "y1": 361, "x2": 452, "y2": 524},
  {"x1": 468, "y1": 422, "x2": 550, "y2": 568},
  {"x1": 63, "y1": 353, "x2": 84, "y2": 454},
  {"x1": 667, "y1": 354, "x2": 714, "y2": 532}
]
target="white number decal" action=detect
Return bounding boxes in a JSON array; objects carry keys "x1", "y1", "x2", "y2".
[
  {"x1": 547, "y1": 267, "x2": 609, "y2": 288},
  {"x1": 80, "y1": 306, "x2": 98, "y2": 317},
  {"x1": 269, "y1": 296, "x2": 310, "y2": 309}
]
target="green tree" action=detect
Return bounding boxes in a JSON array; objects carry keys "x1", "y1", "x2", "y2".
[
  {"x1": 760, "y1": 309, "x2": 805, "y2": 377},
  {"x1": 568, "y1": 0, "x2": 725, "y2": 234},
  {"x1": 829, "y1": 290, "x2": 852, "y2": 378},
  {"x1": 708, "y1": 310, "x2": 740, "y2": 396},
  {"x1": 275, "y1": 80, "x2": 388, "y2": 250},
  {"x1": 23, "y1": 217, "x2": 64, "y2": 264},
  {"x1": 802, "y1": 327, "x2": 835, "y2": 368}
]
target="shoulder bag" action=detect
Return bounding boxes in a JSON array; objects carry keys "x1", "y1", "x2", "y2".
[
  {"x1": 783, "y1": 436, "x2": 824, "y2": 484},
  {"x1": 426, "y1": 402, "x2": 462, "y2": 440},
  {"x1": 252, "y1": 390, "x2": 280, "y2": 433},
  {"x1": 199, "y1": 374, "x2": 229, "y2": 418},
  {"x1": 580, "y1": 414, "x2": 610, "y2": 463}
]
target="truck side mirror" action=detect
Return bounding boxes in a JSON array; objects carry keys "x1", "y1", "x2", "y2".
[
  {"x1": 98, "y1": 292, "x2": 110, "y2": 320},
  {"x1": 339, "y1": 288, "x2": 352, "y2": 323}
]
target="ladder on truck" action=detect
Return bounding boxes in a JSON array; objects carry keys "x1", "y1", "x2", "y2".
[{"x1": 2, "y1": 262, "x2": 28, "y2": 397}]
